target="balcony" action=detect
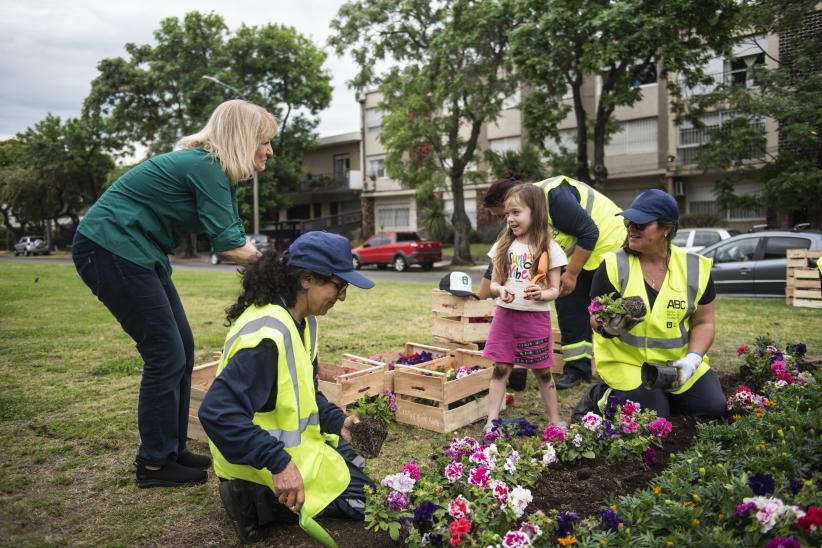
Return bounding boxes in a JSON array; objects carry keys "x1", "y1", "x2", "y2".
[
  {"x1": 678, "y1": 67, "x2": 762, "y2": 97},
  {"x1": 283, "y1": 170, "x2": 363, "y2": 194}
]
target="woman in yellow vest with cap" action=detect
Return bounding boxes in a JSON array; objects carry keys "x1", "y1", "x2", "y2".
[
  {"x1": 582, "y1": 190, "x2": 726, "y2": 419},
  {"x1": 198, "y1": 231, "x2": 375, "y2": 545}
]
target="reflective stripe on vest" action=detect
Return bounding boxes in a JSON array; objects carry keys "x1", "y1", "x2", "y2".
[
  {"x1": 561, "y1": 340, "x2": 593, "y2": 361},
  {"x1": 612, "y1": 249, "x2": 700, "y2": 349},
  {"x1": 538, "y1": 176, "x2": 594, "y2": 256}
]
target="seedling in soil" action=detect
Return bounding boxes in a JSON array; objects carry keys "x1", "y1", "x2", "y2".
[{"x1": 350, "y1": 417, "x2": 388, "y2": 459}]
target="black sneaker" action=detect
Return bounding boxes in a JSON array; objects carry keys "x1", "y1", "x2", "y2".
[
  {"x1": 177, "y1": 450, "x2": 212, "y2": 470},
  {"x1": 571, "y1": 382, "x2": 605, "y2": 422},
  {"x1": 219, "y1": 480, "x2": 269, "y2": 544},
  {"x1": 135, "y1": 460, "x2": 207, "y2": 488},
  {"x1": 556, "y1": 372, "x2": 585, "y2": 390}
]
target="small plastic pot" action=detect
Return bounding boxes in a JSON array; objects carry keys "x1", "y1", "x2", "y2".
[{"x1": 641, "y1": 362, "x2": 678, "y2": 390}]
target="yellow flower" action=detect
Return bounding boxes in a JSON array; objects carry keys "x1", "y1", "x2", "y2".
[
  {"x1": 732, "y1": 414, "x2": 742, "y2": 421},
  {"x1": 718, "y1": 513, "x2": 725, "y2": 521},
  {"x1": 759, "y1": 442, "x2": 766, "y2": 449},
  {"x1": 558, "y1": 535, "x2": 577, "y2": 546},
  {"x1": 599, "y1": 540, "x2": 607, "y2": 546},
  {"x1": 698, "y1": 467, "x2": 705, "y2": 475},
  {"x1": 790, "y1": 425, "x2": 796, "y2": 432},
  {"x1": 618, "y1": 523, "x2": 624, "y2": 531},
  {"x1": 692, "y1": 519, "x2": 700, "y2": 526},
  {"x1": 610, "y1": 504, "x2": 617, "y2": 512},
  {"x1": 777, "y1": 429, "x2": 784, "y2": 437},
  {"x1": 652, "y1": 485, "x2": 663, "y2": 494},
  {"x1": 665, "y1": 542, "x2": 674, "y2": 547},
  {"x1": 683, "y1": 501, "x2": 694, "y2": 507}
]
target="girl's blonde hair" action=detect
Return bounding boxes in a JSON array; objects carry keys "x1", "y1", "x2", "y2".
[
  {"x1": 492, "y1": 184, "x2": 553, "y2": 285},
  {"x1": 177, "y1": 99, "x2": 278, "y2": 183}
]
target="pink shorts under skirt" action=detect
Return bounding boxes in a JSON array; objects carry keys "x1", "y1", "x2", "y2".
[{"x1": 482, "y1": 306, "x2": 553, "y2": 369}]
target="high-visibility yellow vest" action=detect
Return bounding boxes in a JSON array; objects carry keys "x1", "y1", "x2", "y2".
[
  {"x1": 534, "y1": 176, "x2": 627, "y2": 270},
  {"x1": 208, "y1": 303, "x2": 349, "y2": 518},
  {"x1": 593, "y1": 246, "x2": 713, "y2": 394}
]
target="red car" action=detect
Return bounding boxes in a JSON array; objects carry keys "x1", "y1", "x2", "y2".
[{"x1": 352, "y1": 232, "x2": 441, "y2": 272}]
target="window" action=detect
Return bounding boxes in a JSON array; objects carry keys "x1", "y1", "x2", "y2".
[
  {"x1": 376, "y1": 205, "x2": 410, "y2": 228},
  {"x1": 396, "y1": 232, "x2": 421, "y2": 242},
  {"x1": 544, "y1": 129, "x2": 577, "y2": 155},
  {"x1": 444, "y1": 197, "x2": 477, "y2": 229},
  {"x1": 672, "y1": 230, "x2": 691, "y2": 247},
  {"x1": 689, "y1": 201, "x2": 719, "y2": 216},
  {"x1": 712, "y1": 237, "x2": 760, "y2": 263},
  {"x1": 728, "y1": 53, "x2": 765, "y2": 87},
  {"x1": 367, "y1": 155, "x2": 386, "y2": 179},
  {"x1": 502, "y1": 89, "x2": 521, "y2": 109},
  {"x1": 677, "y1": 111, "x2": 766, "y2": 166},
  {"x1": 630, "y1": 62, "x2": 657, "y2": 86},
  {"x1": 762, "y1": 237, "x2": 811, "y2": 260},
  {"x1": 333, "y1": 154, "x2": 350, "y2": 184},
  {"x1": 488, "y1": 136, "x2": 522, "y2": 153},
  {"x1": 693, "y1": 231, "x2": 721, "y2": 247},
  {"x1": 366, "y1": 108, "x2": 383, "y2": 131},
  {"x1": 604, "y1": 118, "x2": 657, "y2": 156}
]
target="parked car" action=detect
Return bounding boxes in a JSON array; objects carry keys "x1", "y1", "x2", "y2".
[
  {"x1": 210, "y1": 234, "x2": 271, "y2": 265},
  {"x1": 13, "y1": 235, "x2": 49, "y2": 256},
  {"x1": 352, "y1": 232, "x2": 442, "y2": 272},
  {"x1": 698, "y1": 230, "x2": 822, "y2": 297},
  {"x1": 672, "y1": 227, "x2": 738, "y2": 253}
]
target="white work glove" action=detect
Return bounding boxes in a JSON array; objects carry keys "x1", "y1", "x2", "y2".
[{"x1": 668, "y1": 352, "x2": 702, "y2": 391}]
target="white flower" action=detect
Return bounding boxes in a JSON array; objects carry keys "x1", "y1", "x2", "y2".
[
  {"x1": 507, "y1": 486, "x2": 532, "y2": 518},
  {"x1": 572, "y1": 433, "x2": 583, "y2": 448},
  {"x1": 541, "y1": 443, "x2": 557, "y2": 466},
  {"x1": 581, "y1": 412, "x2": 602, "y2": 431},
  {"x1": 380, "y1": 471, "x2": 415, "y2": 494},
  {"x1": 504, "y1": 450, "x2": 520, "y2": 474}
]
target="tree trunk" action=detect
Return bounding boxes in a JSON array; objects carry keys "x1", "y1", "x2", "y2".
[
  {"x1": 592, "y1": 106, "x2": 613, "y2": 189},
  {"x1": 571, "y1": 83, "x2": 592, "y2": 184},
  {"x1": 449, "y1": 172, "x2": 473, "y2": 265},
  {"x1": 180, "y1": 233, "x2": 198, "y2": 258}
]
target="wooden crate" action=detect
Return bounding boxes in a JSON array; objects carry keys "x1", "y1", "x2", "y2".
[
  {"x1": 432, "y1": 289, "x2": 496, "y2": 344},
  {"x1": 786, "y1": 249, "x2": 822, "y2": 308},
  {"x1": 188, "y1": 360, "x2": 220, "y2": 443},
  {"x1": 349, "y1": 342, "x2": 451, "y2": 392},
  {"x1": 394, "y1": 349, "x2": 500, "y2": 432}
]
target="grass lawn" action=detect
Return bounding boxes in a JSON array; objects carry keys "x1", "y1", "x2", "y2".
[
  {"x1": 440, "y1": 242, "x2": 493, "y2": 261},
  {"x1": 1, "y1": 261, "x2": 820, "y2": 546}
]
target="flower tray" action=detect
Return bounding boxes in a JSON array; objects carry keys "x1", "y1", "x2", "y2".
[
  {"x1": 394, "y1": 349, "x2": 501, "y2": 433},
  {"x1": 347, "y1": 342, "x2": 451, "y2": 392},
  {"x1": 431, "y1": 289, "x2": 496, "y2": 344}
]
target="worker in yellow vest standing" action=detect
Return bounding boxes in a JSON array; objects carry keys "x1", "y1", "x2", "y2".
[
  {"x1": 199, "y1": 231, "x2": 375, "y2": 545},
  {"x1": 533, "y1": 176, "x2": 627, "y2": 389},
  {"x1": 577, "y1": 190, "x2": 726, "y2": 419}
]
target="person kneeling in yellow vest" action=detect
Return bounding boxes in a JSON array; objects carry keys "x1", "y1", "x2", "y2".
[
  {"x1": 199, "y1": 231, "x2": 376, "y2": 546},
  {"x1": 573, "y1": 190, "x2": 727, "y2": 421}
]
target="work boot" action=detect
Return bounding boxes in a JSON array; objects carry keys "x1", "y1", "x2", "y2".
[
  {"x1": 556, "y1": 372, "x2": 587, "y2": 390},
  {"x1": 571, "y1": 382, "x2": 605, "y2": 423},
  {"x1": 219, "y1": 480, "x2": 269, "y2": 544},
  {"x1": 177, "y1": 449, "x2": 212, "y2": 470},
  {"x1": 135, "y1": 459, "x2": 207, "y2": 488}
]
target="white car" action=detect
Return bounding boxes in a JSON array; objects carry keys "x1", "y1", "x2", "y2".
[{"x1": 672, "y1": 228, "x2": 738, "y2": 253}]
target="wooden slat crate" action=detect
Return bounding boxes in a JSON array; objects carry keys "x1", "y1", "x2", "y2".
[
  {"x1": 432, "y1": 289, "x2": 496, "y2": 344},
  {"x1": 349, "y1": 342, "x2": 451, "y2": 392},
  {"x1": 189, "y1": 360, "x2": 220, "y2": 443},
  {"x1": 394, "y1": 349, "x2": 501, "y2": 433},
  {"x1": 786, "y1": 249, "x2": 822, "y2": 308}
]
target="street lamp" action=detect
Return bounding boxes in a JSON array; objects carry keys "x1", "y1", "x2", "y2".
[{"x1": 202, "y1": 75, "x2": 260, "y2": 235}]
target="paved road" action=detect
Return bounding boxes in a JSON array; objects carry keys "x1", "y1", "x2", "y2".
[{"x1": 0, "y1": 254, "x2": 488, "y2": 284}]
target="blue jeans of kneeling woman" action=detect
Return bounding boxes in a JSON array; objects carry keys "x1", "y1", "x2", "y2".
[{"x1": 72, "y1": 233, "x2": 194, "y2": 466}]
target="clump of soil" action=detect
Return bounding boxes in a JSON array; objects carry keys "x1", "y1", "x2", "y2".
[
  {"x1": 621, "y1": 295, "x2": 646, "y2": 318},
  {"x1": 350, "y1": 417, "x2": 388, "y2": 459},
  {"x1": 530, "y1": 415, "x2": 699, "y2": 517}
]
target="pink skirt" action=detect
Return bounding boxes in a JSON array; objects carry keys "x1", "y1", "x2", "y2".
[{"x1": 482, "y1": 306, "x2": 553, "y2": 369}]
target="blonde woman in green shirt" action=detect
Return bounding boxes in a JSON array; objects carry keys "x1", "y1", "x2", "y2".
[{"x1": 72, "y1": 100, "x2": 276, "y2": 488}]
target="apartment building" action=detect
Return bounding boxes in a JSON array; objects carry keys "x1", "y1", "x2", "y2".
[{"x1": 358, "y1": 34, "x2": 779, "y2": 237}]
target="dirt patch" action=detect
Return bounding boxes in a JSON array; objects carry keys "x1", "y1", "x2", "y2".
[
  {"x1": 350, "y1": 417, "x2": 389, "y2": 459},
  {"x1": 531, "y1": 415, "x2": 699, "y2": 517}
]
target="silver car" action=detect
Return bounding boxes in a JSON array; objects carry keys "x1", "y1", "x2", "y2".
[
  {"x1": 13, "y1": 235, "x2": 49, "y2": 256},
  {"x1": 672, "y1": 227, "x2": 738, "y2": 253},
  {"x1": 698, "y1": 230, "x2": 822, "y2": 297}
]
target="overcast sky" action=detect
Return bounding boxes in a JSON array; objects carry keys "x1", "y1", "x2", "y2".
[{"x1": 0, "y1": 0, "x2": 359, "y2": 141}]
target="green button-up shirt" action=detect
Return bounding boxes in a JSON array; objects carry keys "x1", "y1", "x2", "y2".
[{"x1": 79, "y1": 147, "x2": 247, "y2": 280}]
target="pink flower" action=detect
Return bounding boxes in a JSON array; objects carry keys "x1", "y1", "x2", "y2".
[
  {"x1": 620, "y1": 415, "x2": 638, "y2": 434},
  {"x1": 401, "y1": 462, "x2": 421, "y2": 480},
  {"x1": 491, "y1": 479, "x2": 510, "y2": 505},
  {"x1": 448, "y1": 495, "x2": 471, "y2": 519},
  {"x1": 647, "y1": 417, "x2": 673, "y2": 438},
  {"x1": 582, "y1": 412, "x2": 602, "y2": 431},
  {"x1": 469, "y1": 449, "x2": 490, "y2": 467},
  {"x1": 770, "y1": 360, "x2": 786, "y2": 375},
  {"x1": 736, "y1": 345, "x2": 749, "y2": 356},
  {"x1": 622, "y1": 400, "x2": 641, "y2": 415},
  {"x1": 445, "y1": 461, "x2": 463, "y2": 483},
  {"x1": 767, "y1": 344, "x2": 778, "y2": 354},
  {"x1": 777, "y1": 372, "x2": 795, "y2": 384},
  {"x1": 543, "y1": 423, "x2": 566, "y2": 443},
  {"x1": 587, "y1": 298, "x2": 606, "y2": 315},
  {"x1": 502, "y1": 531, "x2": 531, "y2": 547},
  {"x1": 468, "y1": 467, "x2": 490, "y2": 488}
]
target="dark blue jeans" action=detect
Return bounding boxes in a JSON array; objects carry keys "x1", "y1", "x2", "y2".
[
  {"x1": 72, "y1": 233, "x2": 194, "y2": 466},
  {"x1": 609, "y1": 369, "x2": 727, "y2": 420},
  {"x1": 556, "y1": 268, "x2": 595, "y2": 380}
]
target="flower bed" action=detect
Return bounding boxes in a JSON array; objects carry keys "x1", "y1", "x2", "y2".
[{"x1": 364, "y1": 338, "x2": 820, "y2": 547}]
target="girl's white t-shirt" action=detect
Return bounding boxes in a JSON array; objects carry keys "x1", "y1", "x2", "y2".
[{"x1": 487, "y1": 238, "x2": 568, "y2": 312}]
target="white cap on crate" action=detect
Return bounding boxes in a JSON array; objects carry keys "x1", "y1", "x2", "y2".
[{"x1": 439, "y1": 271, "x2": 474, "y2": 297}]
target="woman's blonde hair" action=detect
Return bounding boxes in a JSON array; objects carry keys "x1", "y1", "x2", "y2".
[
  {"x1": 492, "y1": 184, "x2": 552, "y2": 285},
  {"x1": 177, "y1": 99, "x2": 278, "y2": 183}
]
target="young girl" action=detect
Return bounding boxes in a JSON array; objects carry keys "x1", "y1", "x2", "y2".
[{"x1": 483, "y1": 184, "x2": 568, "y2": 428}]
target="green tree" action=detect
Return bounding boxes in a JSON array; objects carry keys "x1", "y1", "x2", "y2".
[
  {"x1": 484, "y1": 144, "x2": 547, "y2": 182},
  {"x1": 0, "y1": 139, "x2": 39, "y2": 240},
  {"x1": 510, "y1": 0, "x2": 740, "y2": 187},
  {"x1": 330, "y1": 0, "x2": 519, "y2": 265},
  {"x1": 686, "y1": 1, "x2": 822, "y2": 227}
]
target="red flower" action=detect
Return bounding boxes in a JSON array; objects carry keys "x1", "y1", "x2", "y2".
[
  {"x1": 737, "y1": 345, "x2": 749, "y2": 356},
  {"x1": 736, "y1": 385, "x2": 752, "y2": 394},
  {"x1": 449, "y1": 518, "x2": 472, "y2": 546},
  {"x1": 795, "y1": 505, "x2": 822, "y2": 533},
  {"x1": 505, "y1": 393, "x2": 515, "y2": 406}
]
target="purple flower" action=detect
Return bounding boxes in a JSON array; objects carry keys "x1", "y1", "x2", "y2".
[
  {"x1": 766, "y1": 537, "x2": 801, "y2": 548},
  {"x1": 517, "y1": 418, "x2": 538, "y2": 437},
  {"x1": 786, "y1": 343, "x2": 807, "y2": 355},
  {"x1": 604, "y1": 395, "x2": 623, "y2": 421},
  {"x1": 642, "y1": 447, "x2": 657, "y2": 470},
  {"x1": 789, "y1": 478, "x2": 802, "y2": 494},
  {"x1": 599, "y1": 419, "x2": 615, "y2": 439},
  {"x1": 736, "y1": 501, "x2": 757, "y2": 517},
  {"x1": 556, "y1": 512, "x2": 581, "y2": 536},
  {"x1": 384, "y1": 389, "x2": 397, "y2": 413},
  {"x1": 413, "y1": 500, "x2": 437, "y2": 527},
  {"x1": 749, "y1": 473, "x2": 775, "y2": 496},
  {"x1": 598, "y1": 508, "x2": 625, "y2": 531},
  {"x1": 386, "y1": 490, "x2": 409, "y2": 512},
  {"x1": 483, "y1": 429, "x2": 501, "y2": 445}
]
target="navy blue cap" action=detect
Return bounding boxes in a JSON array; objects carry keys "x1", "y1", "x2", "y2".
[
  {"x1": 618, "y1": 189, "x2": 679, "y2": 224},
  {"x1": 287, "y1": 231, "x2": 374, "y2": 289}
]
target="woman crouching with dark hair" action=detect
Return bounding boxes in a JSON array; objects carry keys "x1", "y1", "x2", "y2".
[{"x1": 199, "y1": 231, "x2": 376, "y2": 545}]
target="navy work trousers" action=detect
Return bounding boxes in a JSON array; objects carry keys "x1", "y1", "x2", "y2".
[
  {"x1": 72, "y1": 233, "x2": 194, "y2": 466},
  {"x1": 555, "y1": 268, "x2": 595, "y2": 380}
]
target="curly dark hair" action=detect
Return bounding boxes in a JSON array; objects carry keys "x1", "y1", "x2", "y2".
[
  {"x1": 224, "y1": 248, "x2": 330, "y2": 325},
  {"x1": 483, "y1": 177, "x2": 524, "y2": 208}
]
